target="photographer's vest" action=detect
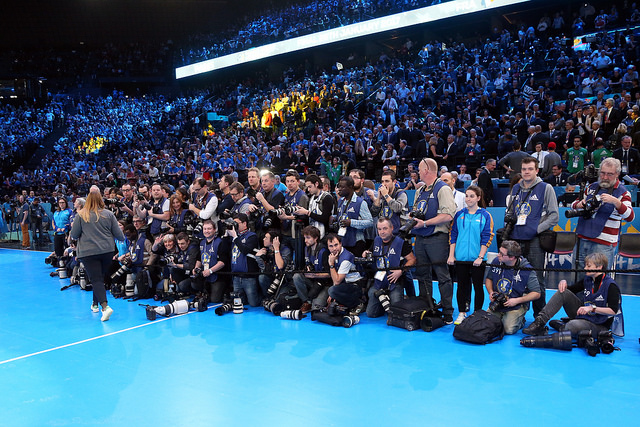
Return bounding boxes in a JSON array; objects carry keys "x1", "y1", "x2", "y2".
[
  {"x1": 337, "y1": 194, "x2": 363, "y2": 247},
  {"x1": 379, "y1": 189, "x2": 405, "y2": 235},
  {"x1": 509, "y1": 182, "x2": 547, "y2": 241},
  {"x1": 282, "y1": 189, "x2": 305, "y2": 233},
  {"x1": 149, "y1": 197, "x2": 167, "y2": 235},
  {"x1": 131, "y1": 234, "x2": 147, "y2": 273},
  {"x1": 232, "y1": 196, "x2": 252, "y2": 214},
  {"x1": 305, "y1": 244, "x2": 328, "y2": 272},
  {"x1": 199, "y1": 237, "x2": 222, "y2": 282},
  {"x1": 488, "y1": 258, "x2": 534, "y2": 312},
  {"x1": 373, "y1": 235, "x2": 404, "y2": 291},
  {"x1": 576, "y1": 182, "x2": 626, "y2": 242},
  {"x1": 411, "y1": 179, "x2": 447, "y2": 237},
  {"x1": 231, "y1": 230, "x2": 258, "y2": 273},
  {"x1": 309, "y1": 191, "x2": 328, "y2": 238},
  {"x1": 577, "y1": 275, "x2": 617, "y2": 325},
  {"x1": 170, "y1": 209, "x2": 188, "y2": 230},
  {"x1": 193, "y1": 192, "x2": 215, "y2": 218},
  {"x1": 332, "y1": 248, "x2": 361, "y2": 285}
]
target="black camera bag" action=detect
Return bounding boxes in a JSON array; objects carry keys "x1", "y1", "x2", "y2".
[
  {"x1": 386, "y1": 297, "x2": 435, "y2": 331},
  {"x1": 311, "y1": 311, "x2": 343, "y2": 326},
  {"x1": 453, "y1": 310, "x2": 504, "y2": 344}
]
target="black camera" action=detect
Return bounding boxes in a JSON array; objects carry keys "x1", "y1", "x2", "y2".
[
  {"x1": 565, "y1": 195, "x2": 602, "y2": 219},
  {"x1": 111, "y1": 258, "x2": 133, "y2": 281},
  {"x1": 272, "y1": 205, "x2": 297, "y2": 217},
  {"x1": 219, "y1": 209, "x2": 233, "y2": 220},
  {"x1": 398, "y1": 211, "x2": 426, "y2": 238},
  {"x1": 191, "y1": 267, "x2": 203, "y2": 279},
  {"x1": 501, "y1": 213, "x2": 517, "y2": 241},
  {"x1": 246, "y1": 188, "x2": 257, "y2": 200},
  {"x1": 137, "y1": 194, "x2": 147, "y2": 202},
  {"x1": 489, "y1": 292, "x2": 508, "y2": 311},
  {"x1": 263, "y1": 298, "x2": 284, "y2": 315},
  {"x1": 576, "y1": 330, "x2": 600, "y2": 356},
  {"x1": 327, "y1": 301, "x2": 348, "y2": 316},
  {"x1": 152, "y1": 205, "x2": 163, "y2": 215},
  {"x1": 597, "y1": 330, "x2": 616, "y2": 354},
  {"x1": 158, "y1": 254, "x2": 175, "y2": 267},
  {"x1": 219, "y1": 218, "x2": 238, "y2": 234},
  {"x1": 191, "y1": 295, "x2": 209, "y2": 312},
  {"x1": 104, "y1": 198, "x2": 125, "y2": 208},
  {"x1": 140, "y1": 201, "x2": 153, "y2": 211},
  {"x1": 45, "y1": 254, "x2": 57, "y2": 266},
  {"x1": 215, "y1": 303, "x2": 233, "y2": 316}
]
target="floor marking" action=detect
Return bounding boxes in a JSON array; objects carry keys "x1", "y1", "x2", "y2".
[{"x1": 0, "y1": 303, "x2": 221, "y2": 365}]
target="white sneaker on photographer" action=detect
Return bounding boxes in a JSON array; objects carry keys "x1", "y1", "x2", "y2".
[
  {"x1": 91, "y1": 304, "x2": 100, "y2": 313},
  {"x1": 101, "y1": 306, "x2": 113, "y2": 321},
  {"x1": 454, "y1": 312, "x2": 467, "y2": 325}
]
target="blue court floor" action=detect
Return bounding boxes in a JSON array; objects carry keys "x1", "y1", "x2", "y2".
[{"x1": 1, "y1": 248, "x2": 639, "y2": 426}]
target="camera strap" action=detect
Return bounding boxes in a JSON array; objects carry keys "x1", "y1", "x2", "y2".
[
  {"x1": 509, "y1": 181, "x2": 540, "y2": 216},
  {"x1": 414, "y1": 179, "x2": 439, "y2": 215}
]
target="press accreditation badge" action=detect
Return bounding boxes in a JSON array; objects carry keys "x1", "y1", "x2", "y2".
[
  {"x1": 204, "y1": 263, "x2": 210, "y2": 270},
  {"x1": 375, "y1": 271, "x2": 386, "y2": 281},
  {"x1": 622, "y1": 164, "x2": 628, "y2": 174},
  {"x1": 338, "y1": 226, "x2": 347, "y2": 237},
  {"x1": 517, "y1": 214, "x2": 527, "y2": 225}
]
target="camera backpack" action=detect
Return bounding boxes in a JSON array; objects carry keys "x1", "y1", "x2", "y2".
[
  {"x1": 275, "y1": 286, "x2": 303, "y2": 310},
  {"x1": 386, "y1": 297, "x2": 435, "y2": 331},
  {"x1": 453, "y1": 310, "x2": 504, "y2": 344}
]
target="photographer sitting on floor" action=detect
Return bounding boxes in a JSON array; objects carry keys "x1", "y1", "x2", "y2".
[
  {"x1": 485, "y1": 240, "x2": 541, "y2": 334},
  {"x1": 292, "y1": 225, "x2": 331, "y2": 313},
  {"x1": 326, "y1": 233, "x2": 364, "y2": 312},
  {"x1": 256, "y1": 229, "x2": 292, "y2": 300},
  {"x1": 523, "y1": 252, "x2": 622, "y2": 337}
]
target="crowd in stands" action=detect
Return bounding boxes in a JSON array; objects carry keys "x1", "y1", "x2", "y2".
[{"x1": 178, "y1": 0, "x2": 450, "y2": 66}]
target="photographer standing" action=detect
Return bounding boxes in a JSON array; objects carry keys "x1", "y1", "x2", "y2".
[
  {"x1": 368, "y1": 170, "x2": 408, "y2": 236},
  {"x1": 410, "y1": 158, "x2": 457, "y2": 324},
  {"x1": 279, "y1": 170, "x2": 308, "y2": 247},
  {"x1": 138, "y1": 183, "x2": 170, "y2": 237},
  {"x1": 295, "y1": 174, "x2": 333, "y2": 239},
  {"x1": 189, "y1": 178, "x2": 219, "y2": 234},
  {"x1": 332, "y1": 175, "x2": 373, "y2": 257},
  {"x1": 570, "y1": 158, "x2": 634, "y2": 272},
  {"x1": 485, "y1": 240, "x2": 541, "y2": 334},
  {"x1": 29, "y1": 197, "x2": 47, "y2": 245},
  {"x1": 70, "y1": 190, "x2": 125, "y2": 321},
  {"x1": 504, "y1": 156, "x2": 558, "y2": 317}
]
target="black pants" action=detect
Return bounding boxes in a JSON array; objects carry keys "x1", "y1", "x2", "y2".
[
  {"x1": 54, "y1": 233, "x2": 66, "y2": 257},
  {"x1": 80, "y1": 252, "x2": 114, "y2": 306},
  {"x1": 455, "y1": 262, "x2": 485, "y2": 312}
]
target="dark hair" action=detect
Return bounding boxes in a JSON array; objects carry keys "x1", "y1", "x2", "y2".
[
  {"x1": 305, "y1": 174, "x2": 323, "y2": 187},
  {"x1": 521, "y1": 156, "x2": 539, "y2": 169},
  {"x1": 176, "y1": 232, "x2": 190, "y2": 242},
  {"x1": 234, "y1": 212, "x2": 249, "y2": 224},
  {"x1": 381, "y1": 169, "x2": 397, "y2": 181},
  {"x1": 465, "y1": 185, "x2": 486, "y2": 208},
  {"x1": 302, "y1": 225, "x2": 320, "y2": 240},
  {"x1": 326, "y1": 233, "x2": 342, "y2": 244}
]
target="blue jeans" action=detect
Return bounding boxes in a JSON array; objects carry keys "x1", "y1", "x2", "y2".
[
  {"x1": 414, "y1": 233, "x2": 453, "y2": 315},
  {"x1": 233, "y1": 276, "x2": 260, "y2": 307},
  {"x1": 366, "y1": 284, "x2": 404, "y2": 318},
  {"x1": 574, "y1": 239, "x2": 616, "y2": 280},
  {"x1": 515, "y1": 236, "x2": 545, "y2": 317}
]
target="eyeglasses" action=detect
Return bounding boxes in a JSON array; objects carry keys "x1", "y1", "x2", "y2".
[
  {"x1": 229, "y1": 192, "x2": 239, "y2": 196},
  {"x1": 192, "y1": 187, "x2": 202, "y2": 191}
]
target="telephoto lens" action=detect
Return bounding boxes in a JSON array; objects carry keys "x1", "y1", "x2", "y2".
[
  {"x1": 267, "y1": 277, "x2": 280, "y2": 296},
  {"x1": 215, "y1": 303, "x2": 233, "y2": 316},
  {"x1": 520, "y1": 331, "x2": 573, "y2": 351},
  {"x1": 374, "y1": 289, "x2": 392, "y2": 313},
  {"x1": 232, "y1": 292, "x2": 244, "y2": 314},
  {"x1": 342, "y1": 315, "x2": 360, "y2": 328},
  {"x1": 57, "y1": 266, "x2": 68, "y2": 279},
  {"x1": 280, "y1": 310, "x2": 305, "y2": 320},
  {"x1": 125, "y1": 273, "x2": 135, "y2": 297},
  {"x1": 155, "y1": 299, "x2": 190, "y2": 316}
]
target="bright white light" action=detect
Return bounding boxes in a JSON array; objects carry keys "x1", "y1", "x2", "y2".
[{"x1": 176, "y1": 0, "x2": 530, "y2": 79}]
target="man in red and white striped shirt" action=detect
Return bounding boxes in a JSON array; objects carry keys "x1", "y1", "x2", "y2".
[{"x1": 572, "y1": 158, "x2": 634, "y2": 275}]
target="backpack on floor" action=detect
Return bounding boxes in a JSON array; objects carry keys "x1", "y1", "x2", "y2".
[
  {"x1": 387, "y1": 297, "x2": 437, "y2": 331},
  {"x1": 453, "y1": 310, "x2": 504, "y2": 344}
]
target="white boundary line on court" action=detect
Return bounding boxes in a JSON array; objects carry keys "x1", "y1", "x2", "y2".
[{"x1": 0, "y1": 304, "x2": 221, "y2": 365}]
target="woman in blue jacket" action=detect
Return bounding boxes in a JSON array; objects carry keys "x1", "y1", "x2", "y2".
[
  {"x1": 52, "y1": 198, "x2": 73, "y2": 257},
  {"x1": 447, "y1": 185, "x2": 494, "y2": 325}
]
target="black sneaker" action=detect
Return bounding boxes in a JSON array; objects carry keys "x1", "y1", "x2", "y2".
[
  {"x1": 523, "y1": 317, "x2": 548, "y2": 336},
  {"x1": 443, "y1": 314, "x2": 453, "y2": 325}
]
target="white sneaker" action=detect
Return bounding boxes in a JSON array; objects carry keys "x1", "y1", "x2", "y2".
[
  {"x1": 91, "y1": 304, "x2": 100, "y2": 313},
  {"x1": 454, "y1": 312, "x2": 467, "y2": 325},
  {"x1": 101, "y1": 306, "x2": 113, "y2": 322}
]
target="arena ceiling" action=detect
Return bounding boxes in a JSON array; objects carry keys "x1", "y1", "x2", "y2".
[{"x1": 3, "y1": 0, "x2": 269, "y2": 47}]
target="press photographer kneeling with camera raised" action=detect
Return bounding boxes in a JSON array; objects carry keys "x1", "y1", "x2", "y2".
[
  {"x1": 568, "y1": 158, "x2": 634, "y2": 273},
  {"x1": 363, "y1": 217, "x2": 415, "y2": 318},
  {"x1": 485, "y1": 240, "x2": 541, "y2": 334},
  {"x1": 523, "y1": 252, "x2": 622, "y2": 337}
]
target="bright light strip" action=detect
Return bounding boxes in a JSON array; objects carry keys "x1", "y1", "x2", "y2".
[{"x1": 176, "y1": 0, "x2": 530, "y2": 79}]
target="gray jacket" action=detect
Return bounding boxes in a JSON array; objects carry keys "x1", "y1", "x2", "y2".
[{"x1": 70, "y1": 209, "x2": 125, "y2": 258}]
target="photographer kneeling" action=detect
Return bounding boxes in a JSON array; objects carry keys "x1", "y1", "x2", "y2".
[
  {"x1": 293, "y1": 226, "x2": 331, "y2": 313},
  {"x1": 485, "y1": 240, "x2": 541, "y2": 334},
  {"x1": 363, "y1": 218, "x2": 415, "y2": 318},
  {"x1": 256, "y1": 230, "x2": 292, "y2": 300},
  {"x1": 326, "y1": 233, "x2": 364, "y2": 312},
  {"x1": 194, "y1": 222, "x2": 230, "y2": 302},
  {"x1": 523, "y1": 252, "x2": 621, "y2": 337}
]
